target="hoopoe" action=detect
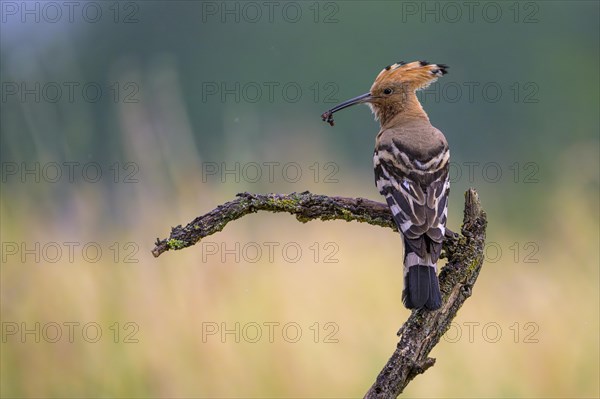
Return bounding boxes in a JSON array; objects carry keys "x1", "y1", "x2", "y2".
[{"x1": 322, "y1": 61, "x2": 450, "y2": 310}]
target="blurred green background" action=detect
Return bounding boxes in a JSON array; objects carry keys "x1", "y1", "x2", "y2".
[{"x1": 1, "y1": 1, "x2": 598, "y2": 397}]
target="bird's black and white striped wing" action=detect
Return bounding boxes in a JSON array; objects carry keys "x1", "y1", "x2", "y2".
[{"x1": 374, "y1": 152, "x2": 449, "y2": 263}]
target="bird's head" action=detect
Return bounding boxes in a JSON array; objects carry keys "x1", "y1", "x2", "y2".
[{"x1": 322, "y1": 61, "x2": 448, "y2": 127}]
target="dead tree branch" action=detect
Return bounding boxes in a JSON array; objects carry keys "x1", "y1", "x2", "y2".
[
  {"x1": 151, "y1": 189, "x2": 487, "y2": 398},
  {"x1": 152, "y1": 191, "x2": 397, "y2": 257}
]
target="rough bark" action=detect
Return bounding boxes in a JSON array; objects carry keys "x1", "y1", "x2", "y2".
[
  {"x1": 152, "y1": 191, "x2": 397, "y2": 257},
  {"x1": 151, "y1": 189, "x2": 487, "y2": 398}
]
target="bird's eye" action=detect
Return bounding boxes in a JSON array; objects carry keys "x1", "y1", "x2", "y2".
[{"x1": 383, "y1": 88, "x2": 393, "y2": 95}]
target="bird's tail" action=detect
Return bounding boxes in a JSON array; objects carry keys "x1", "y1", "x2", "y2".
[{"x1": 402, "y1": 251, "x2": 442, "y2": 310}]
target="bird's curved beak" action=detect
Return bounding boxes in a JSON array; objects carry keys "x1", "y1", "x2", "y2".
[{"x1": 321, "y1": 92, "x2": 372, "y2": 126}]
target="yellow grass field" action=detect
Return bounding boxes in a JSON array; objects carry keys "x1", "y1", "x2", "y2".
[{"x1": 1, "y1": 139, "x2": 598, "y2": 398}]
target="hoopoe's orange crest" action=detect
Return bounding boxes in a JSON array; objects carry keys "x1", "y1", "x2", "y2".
[{"x1": 371, "y1": 61, "x2": 448, "y2": 93}]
